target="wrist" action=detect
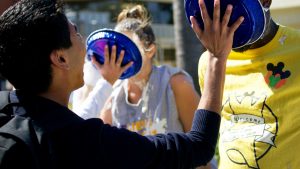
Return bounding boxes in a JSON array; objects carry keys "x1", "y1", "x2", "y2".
[
  {"x1": 106, "y1": 78, "x2": 116, "y2": 86},
  {"x1": 207, "y1": 57, "x2": 227, "y2": 72},
  {"x1": 207, "y1": 51, "x2": 229, "y2": 63}
]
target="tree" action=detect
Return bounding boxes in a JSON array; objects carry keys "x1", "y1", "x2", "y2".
[{"x1": 172, "y1": 0, "x2": 205, "y2": 94}]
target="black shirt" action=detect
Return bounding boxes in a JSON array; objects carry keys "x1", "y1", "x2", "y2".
[{"x1": 0, "y1": 91, "x2": 220, "y2": 169}]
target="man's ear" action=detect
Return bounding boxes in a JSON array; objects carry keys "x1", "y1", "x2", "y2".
[{"x1": 50, "y1": 50, "x2": 69, "y2": 70}]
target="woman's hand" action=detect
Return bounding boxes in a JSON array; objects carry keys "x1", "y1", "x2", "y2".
[{"x1": 92, "y1": 45, "x2": 133, "y2": 85}]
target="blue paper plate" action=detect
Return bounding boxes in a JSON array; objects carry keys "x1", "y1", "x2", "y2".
[
  {"x1": 185, "y1": 0, "x2": 266, "y2": 48},
  {"x1": 86, "y1": 29, "x2": 142, "y2": 79}
]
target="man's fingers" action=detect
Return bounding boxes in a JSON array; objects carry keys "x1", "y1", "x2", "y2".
[
  {"x1": 190, "y1": 16, "x2": 203, "y2": 38},
  {"x1": 229, "y1": 16, "x2": 244, "y2": 35},
  {"x1": 199, "y1": 0, "x2": 210, "y2": 28},
  {"x1": 121, "y1": 61, "x2": 133, "y2": 72},
  {"x1": 222, "y1": 5, "x2": 232, "y2": 28},
  {"x1": 213, "y1": 0, "x2": 221, "y2": 27}
]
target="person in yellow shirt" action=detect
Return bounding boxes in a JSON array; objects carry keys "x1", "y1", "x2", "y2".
[{"x1": 198, "y1": 0, "x2": 300, "y2": 168}]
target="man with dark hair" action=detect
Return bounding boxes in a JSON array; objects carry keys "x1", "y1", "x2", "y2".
[
  {"x1": 0, "y1": 0, "x2": 19, "y2": 91},
  {"x1": 0, "y1": 0, "x2": 242, "y2": 168}
]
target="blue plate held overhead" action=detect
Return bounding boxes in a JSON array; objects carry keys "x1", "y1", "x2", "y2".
[
  {"x1": 185, "y1": 0, "x2": 266, "y2": 48},
  {"x1": 86, "y1": 29, "x2": 142, "y2": 79}
]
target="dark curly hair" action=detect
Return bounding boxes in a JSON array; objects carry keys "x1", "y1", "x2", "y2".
[{"x1": 0, "y1": 0, "x2": 72, "y2": 94}]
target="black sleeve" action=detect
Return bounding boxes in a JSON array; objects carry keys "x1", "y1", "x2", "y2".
[
  {"x1": 0, "y1": 137, "x2": 35, "y2": 169},
  {"x1": 96, "y1": 109, "x2": 220, "y2": 169}
]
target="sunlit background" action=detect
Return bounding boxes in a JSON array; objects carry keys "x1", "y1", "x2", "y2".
[
  {"x1": 64, "y1": 0, "x2": 300, "y2": 66},
  {"x1": 65, "y1": 0, "x2": 176, "y2": 66}
]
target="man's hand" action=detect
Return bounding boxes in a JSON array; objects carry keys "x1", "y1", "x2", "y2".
[
  {"x1": 192, "y1": 0, "x2": 244, "y2": 113},
  {"x1": 190, "y1": 0, "x2": 244, "y2": 61}
]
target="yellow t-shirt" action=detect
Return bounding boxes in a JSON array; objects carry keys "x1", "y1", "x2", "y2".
[{"x1": 198, "y1": 25, "x2": 300, "y2": 169}]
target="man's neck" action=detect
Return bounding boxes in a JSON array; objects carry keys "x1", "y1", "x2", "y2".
[{"x1": 39, "y1": 85, "x2": 71, "y2": 107}]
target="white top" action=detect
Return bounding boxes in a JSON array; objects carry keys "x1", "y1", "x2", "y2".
[
  {"x1": 110, "y1": 65, "x2": 191, "y2": 135},
  {"x1": 72, "y1": 78, "x2": 113, "y2": 119},
  {"x1": 72, "y1": 61, "x2": 113, "y2": 119}
]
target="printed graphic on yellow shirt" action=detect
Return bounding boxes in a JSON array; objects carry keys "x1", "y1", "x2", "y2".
[
  {"x1": 126, "y1": 118, "x2": 167, "y2": 135},
  {"x1": 221, "y1": 91, "x2": 278, "y2": 169},
  {"x1": 264, "y1": 62, "x2": 291, "y2": 89}
]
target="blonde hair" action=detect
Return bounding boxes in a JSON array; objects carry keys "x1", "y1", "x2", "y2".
[
  {"x1": 117, "y1": 4, "x2": 149, "y2": 23},
  {"x1": 115, "y1": 4, "x2": 155, "y2": 48}
]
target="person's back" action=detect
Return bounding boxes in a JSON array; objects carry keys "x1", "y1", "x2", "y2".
[
  {"x1": 0, "y1": 91, "x2": 93, "y2": 169},
  {"x1": 198, "y1": 0, "x2": 300, "y2": 168}
]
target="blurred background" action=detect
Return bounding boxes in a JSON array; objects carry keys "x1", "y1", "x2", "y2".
[
  {"x1": 65, "y1": 0, "x2": 178, "y2": 66},
  {"x1": 1, "y1": 0, "x2": 300, "y2": 92}
]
